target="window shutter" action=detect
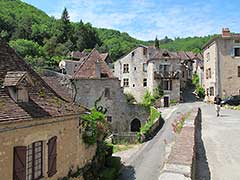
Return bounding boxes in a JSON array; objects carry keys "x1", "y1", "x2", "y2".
[
  {"x1": 170, "y1": 80, "x2": 173, "y2": 90},
  {"x1": 48, "y1": 136, "x2": 57, "y2": 177},
  {"x1": 13, "y1": 146, "x2": 26, "y2": 180}
]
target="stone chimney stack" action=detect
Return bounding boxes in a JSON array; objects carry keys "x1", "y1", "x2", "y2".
[
  {"x1": 222, "y1": 28, "x2": 231, "y2": 37},
  {"x1": 95, "y1": 59, "x2": 101, "y2": 78}
]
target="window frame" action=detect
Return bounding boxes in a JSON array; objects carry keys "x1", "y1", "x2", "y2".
[
  {"x1": 26, "y1": 141, "x2": 43, "y2": 180},
  {"x1": 123, "y1": 78, "x2": 129, "y2": 87},
  {"x1": 143, "y1": 63, "x2": 147, "y2": 72},
  {"x1": 238, "y1": 66, "x2": 240, "y2": 77},
  {"x1": 143, "y1": 78, "x2": 147, "y2": 87},
  {"x1": 123, "y1": 64, "x2": 129, "y2": 73},
  {"x1": 233, "y1": 47, "x2": 240, "y2": 57}
]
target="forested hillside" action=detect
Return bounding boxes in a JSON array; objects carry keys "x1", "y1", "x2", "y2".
[{"x1": 0, "y1": 0, "x2": 212, "y2": 71}]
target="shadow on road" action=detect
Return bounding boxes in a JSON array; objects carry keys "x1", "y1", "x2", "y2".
[
  {"x1": 118, "y1": 165, "x2": 136, "y2": 180},
  {"x1": 195, "y1": 109, "x2": 211, "y2": 180}
]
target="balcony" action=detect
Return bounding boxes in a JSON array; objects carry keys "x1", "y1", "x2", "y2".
[{"x1": 154, "y1": 71, "x2": 180, "y2": 80}]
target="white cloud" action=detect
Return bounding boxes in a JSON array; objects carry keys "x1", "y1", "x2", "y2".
[{"x1": 47, "y1": 0, "x2": 240, "y2": 40}]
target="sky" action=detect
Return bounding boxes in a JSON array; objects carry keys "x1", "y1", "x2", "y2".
[{"x1": 22, "y1": 0, "x2": 240, "y2": 41}]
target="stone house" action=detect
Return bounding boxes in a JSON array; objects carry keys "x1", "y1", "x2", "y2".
[
  {"x1": 114, "y1": 46, "x2": 182, "y2": 107},
  {"x1": 147, "y1": 49, "x2": 181, "y2": 106},
  {"x1": 203, "y1": 28, "x2": 240, "y2": 101},
  {"x1": 69, "y1": 49, "x2": 149, "y2": 133},
  {"x1": 0, "y1": 42, "x2": 96, "y2": 180},
  {"x1": 59, "y1": 51, "x2": 112, "y2": 76}
]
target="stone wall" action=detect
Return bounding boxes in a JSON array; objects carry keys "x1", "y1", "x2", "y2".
[
  {"x1": 159, "y1": 108, "x2": 200, "y2": 180},
  {"x1": 72, "y1": 78, "x2": 149, "y2": 133},
  {"x1": 0, "y1": 115, "x2": 96, "y2": 180}
]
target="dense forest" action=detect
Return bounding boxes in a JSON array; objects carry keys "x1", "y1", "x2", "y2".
[{"x1": 0, "y1": 0, "x2": 213, "y2": 70}]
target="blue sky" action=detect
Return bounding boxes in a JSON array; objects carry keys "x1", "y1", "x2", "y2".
[{"x1": 23, "y1": 0, "x2": 240, "y2": 41}]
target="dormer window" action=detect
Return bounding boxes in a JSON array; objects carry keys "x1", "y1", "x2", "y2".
[{"x1": 3, "y1": 71, "x2": 34, "y2": 103}]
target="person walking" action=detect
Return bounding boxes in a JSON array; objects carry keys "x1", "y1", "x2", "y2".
[{"x1": 214, "y1": 95, "x2": 222, "y2": 117}]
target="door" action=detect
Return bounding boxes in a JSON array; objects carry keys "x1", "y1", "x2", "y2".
[{"x1": 164, "y1": 96, "x2": 169, "y2": 107}]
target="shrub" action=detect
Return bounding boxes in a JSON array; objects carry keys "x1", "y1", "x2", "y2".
[
  {"x1": 142, "y1": 91, "x2": 156, "y2": 107},
  {"x1": 196, "y1": 86, "x2": 205, "y2": 99},
  {"x1": 137, "y1": 107, "x2": 161, "y2": 141},
  {"x1": 81, "y1": 108, "x2": 109, "y2": 145},
  {"x1": 124, "y1": 93, "x2": 136, "y2": 104},
  {"x1": 192, "y1": 73, "x2": 200, "y2": 87}
]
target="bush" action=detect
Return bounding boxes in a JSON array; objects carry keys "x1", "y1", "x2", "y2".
[
  {"x1": 142, "y1": 91, "x2": 156, "y2": 107},
  {"x1": 192, "y1": 73, "x2": 199, "y2": 87},
  {"x1": 137, "y1": 107, "x2": 161, "y2": 141},
  {"x1": 99, "y1": 157, "x2": 121, "y2": 180},
  {"x1": 124, "y1": 93, "x2": 136, "y2": 104},
  {"x1": 196, "y1": 86, "x2": 205, "y2": 99},
  {"x1": 81, "y1": 108, "x2": 109, "y2": 145}
]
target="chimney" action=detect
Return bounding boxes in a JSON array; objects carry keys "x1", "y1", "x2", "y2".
[
  {"x1": 95, "y1": 59, "x2": 101, "y2": 78},
  {"x1": 222, "y1": 28, "x2": 231, "y2": 37}
]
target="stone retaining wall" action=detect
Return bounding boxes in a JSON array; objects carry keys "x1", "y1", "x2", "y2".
[{"x1": 159, "y1": 108, "x2": 200, "y2": 180}]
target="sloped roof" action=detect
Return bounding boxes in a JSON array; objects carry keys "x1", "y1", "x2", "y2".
[
  {"x1": 177, "y1": 51, "x2": 191, "y2": 60},
  {"x1": 0, "y1": 41, "x2": 84, "y2": 123},
  {"x1": 3, "y1": 71, "x2": 33, "y2": 87},
  {"x1": 72, "y1": 49, "x2": 114, "y2": 79},
  {"x1": 149, "y1": 49, "x2": 179, "y2": 60}
]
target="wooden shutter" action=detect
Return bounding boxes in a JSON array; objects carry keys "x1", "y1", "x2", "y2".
[
  {"x1": 13, "y1": 146, "x2": 26, "y2": 180},
  {"x1": 47, "y1": 136, "x2": 57, "y2": 177}
]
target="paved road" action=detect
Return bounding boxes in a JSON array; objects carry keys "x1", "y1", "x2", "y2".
[
  {"x1": 200, "y1": 105, "x2": 240, "y2": 180},
  {"x1": 115, "y1": 102, "x2": 203, "y2": 180}
]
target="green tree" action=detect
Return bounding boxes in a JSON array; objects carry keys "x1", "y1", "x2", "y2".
[{"x1": 59, "y1": 7, "x2": 72, "y2": 43}]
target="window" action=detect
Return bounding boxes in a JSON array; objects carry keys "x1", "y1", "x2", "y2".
[
  {"x1": 104, "y1": 88, "x2": 110, "y2": 98},
  {"x1": 162, "y1": 80, "x2": 172, "y2": 90},
  {"x1": 234, "y1": 47, "x2": 240, "y2": 57},
  {"x1": 143, "y1": 63, "x2": 147, "y2": 72},
  {"x1": 208, "y1": 68, "x2": 211, "y2": 79},
  {"x1": 238, "y1": 66, "x2": 240, "y2": 77},
  {"x1": 107, "y1": 116, "x2": 112, "y2": 122},
  {"x1": 143, "y1": 78, "x2": 147, "y2": 87},
  {"x1": 123, "y1": 78, "x2": 129, "y2": 87},
  {"x1": 182, "y1": 71, "x2": 185, "y2": 78},
  {"x1": 26, "y1": 141, "x2": 43, "y2": 180},
  {"x1": 159, "y1": 64, "x2": 170, "y2": 72},
  {"x1": 206, "y1": 88, "x2": 209, "y2": 96},
  {"x1": 133, "y1": 84, "x2": 135, "y2": 87},
  {"x1": 210, "y1": 87, "x2": 214, "y2": 96},
  {"x1": 134, "y1": 67, "x2": 137, "y2": 71},
  {"x1": 143, "y1": 48, "x2": 147, "y2": 55},
  {"x1": 206, "y1": 52, "x2": 210, "y2": 61},
  {"x1": 131, "y1": 51, "x2": 135, "y2": 57},
  {"x1": 123, "y1": 64, "x2": 129, "y2": 73}
]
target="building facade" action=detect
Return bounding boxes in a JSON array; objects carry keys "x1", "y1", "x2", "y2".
[
  {"x1": 114, "y1": 46, "x2": 182, "y2": 106},
  {"x1": 0, "y1": 42, "x2": 96, "y2": 180},
  {"x1": 203, "y1": 28, "x2": 240, "y2": 101},
  {"x1": 57, "y1": 49, "x2": 149, "y2": 133}
]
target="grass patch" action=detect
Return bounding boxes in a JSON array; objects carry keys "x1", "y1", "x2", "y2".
[{"x1": 112, "y1": 143, "x2": 138, "y2": 153}]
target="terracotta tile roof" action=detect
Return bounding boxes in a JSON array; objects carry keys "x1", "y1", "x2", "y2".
[
  {"x1": 72, "y1": 49, "x2": 114, "y2": 79},
  {"x1": 0, "y1": 41, "x2": 85, "y2": 123}
]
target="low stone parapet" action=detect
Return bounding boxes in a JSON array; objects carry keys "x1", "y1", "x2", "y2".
[{"x1": 159, "y1": 108, "x2": 200, "y2": 180}]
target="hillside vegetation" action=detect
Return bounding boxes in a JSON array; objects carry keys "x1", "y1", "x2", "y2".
[{"x1": 0, "y1": 0, "x2": 212, "y2": 70}]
